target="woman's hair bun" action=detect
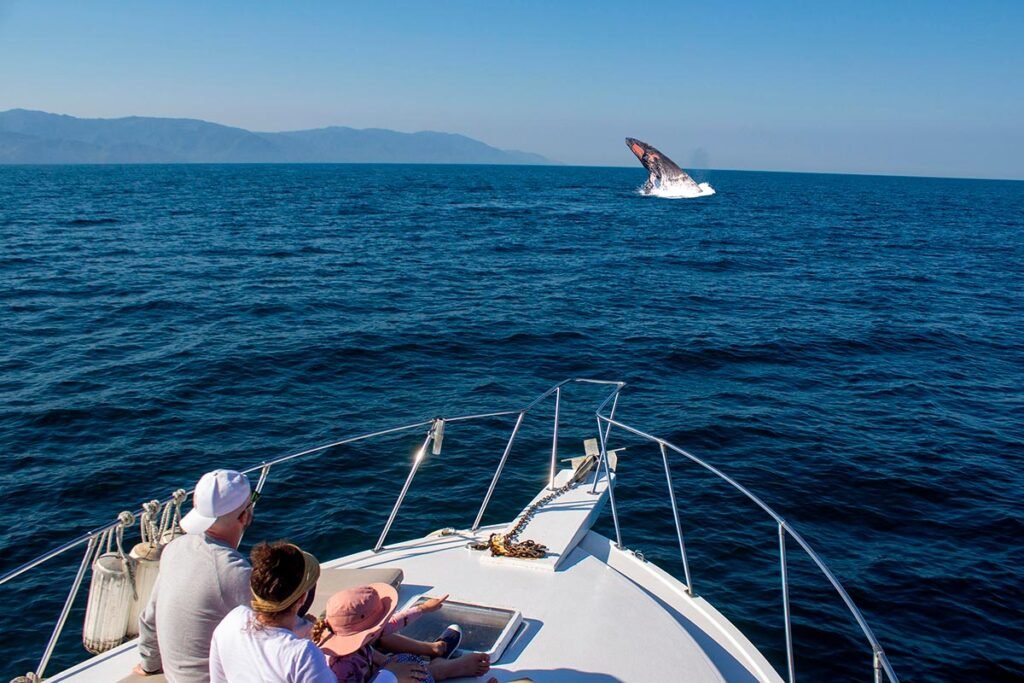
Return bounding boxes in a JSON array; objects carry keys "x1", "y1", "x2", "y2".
[{"x1": 250, "y1": 541, "x2": 305, "y2": 611}]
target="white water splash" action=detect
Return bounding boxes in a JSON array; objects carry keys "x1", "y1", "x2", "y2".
[{"x1": 639, "y1": 180, "x2": 716, "y2": 199}]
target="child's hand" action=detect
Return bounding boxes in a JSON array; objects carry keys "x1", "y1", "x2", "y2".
[{"x1": 420, "y1": 594, "x2": 449, "y2": 612}]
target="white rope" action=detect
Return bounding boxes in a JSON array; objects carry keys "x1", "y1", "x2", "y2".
[
  {"x1": 158, "y1": 499, "x2": 172, "y2": 538},
  {"x1": 91, "y1": 529, "x2": 111, "y2": 567},
  {"x1": 139, "y1": 501, "x2": 160, "y2": 547},
  {"x1": 160, "y1": 489, "x2": 187, "y2": 541},
  {"x1": 114, "y1": 512, "x2": 133, "y2": 555},
  {"x1": 114, "y1": 512, "x2": 137, "y2": 600}
]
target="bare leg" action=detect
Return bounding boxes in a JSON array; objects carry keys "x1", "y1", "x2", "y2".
[
  {"x1": 428, "y1": 652, "x2": 490, "y2": 681},
  {"x1": 378, "y1": 632, "x2": 445, "y2": 658}
]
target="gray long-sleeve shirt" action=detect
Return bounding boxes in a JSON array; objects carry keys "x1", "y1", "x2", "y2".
[{"x1": 137, "y1": 533, "x2": 251, "y2": 683}]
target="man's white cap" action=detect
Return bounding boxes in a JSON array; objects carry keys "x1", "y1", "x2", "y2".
[{"x1": 181, "y1": 469, "x2": 252, "y2": 535}]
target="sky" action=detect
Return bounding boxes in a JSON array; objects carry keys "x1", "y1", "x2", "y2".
[{"x1": 1, "y1": 1, "x2": 1022, "y2": 179}]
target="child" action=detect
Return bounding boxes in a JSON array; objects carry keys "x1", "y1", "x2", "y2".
[{"x1": 314, "y1": 584, "x2": 491, "y2": 683}]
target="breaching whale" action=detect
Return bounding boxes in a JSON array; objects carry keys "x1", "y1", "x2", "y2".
[{"x1": 625, "y1": 137, "x2": 715, "y2": 198}]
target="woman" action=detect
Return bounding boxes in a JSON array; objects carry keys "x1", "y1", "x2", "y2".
[{"x1": 209, "y1": 541, "x2": 334, "y2": 682}]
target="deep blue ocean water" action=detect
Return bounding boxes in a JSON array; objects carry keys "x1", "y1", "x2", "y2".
[{"x1": 1, "y1": 164, "x2": 1022, "y2": 681}]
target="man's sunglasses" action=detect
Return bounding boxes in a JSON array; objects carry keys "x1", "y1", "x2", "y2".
[{"x1": 239, "y1": 491, "x2": 261, "y2": 519}]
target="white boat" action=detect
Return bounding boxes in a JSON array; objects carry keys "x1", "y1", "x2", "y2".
[{"x1": 2, "y1": 379, "x2": 899, "y2": 682}]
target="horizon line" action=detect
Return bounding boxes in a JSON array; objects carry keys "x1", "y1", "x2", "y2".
[{"x1": 0, "y1": 159, "x2": 1021, "y2": 183}]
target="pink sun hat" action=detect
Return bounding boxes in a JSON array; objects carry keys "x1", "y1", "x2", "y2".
[{"x1": 319, "y1": 583, "x2": 400, "y2": 657}]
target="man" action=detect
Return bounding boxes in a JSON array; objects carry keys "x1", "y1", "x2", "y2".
[{"x1": 134, "y1": 469, "x2": 255, "y2": 682}]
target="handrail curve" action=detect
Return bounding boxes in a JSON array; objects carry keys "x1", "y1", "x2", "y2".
[{"x1": 596, "y1": 412, "x2": 898, "y2": 683}]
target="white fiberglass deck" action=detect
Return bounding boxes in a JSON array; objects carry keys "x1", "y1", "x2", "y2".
[
  {"x1": 55, "y1": 529, "x2": 782, "y2": 683},
  {"x1": 52, "y1": 469, "x2": 782, "y2": 683},
  {"x1": 328, "y1": 528, "x2": 781, "y2": 682}
]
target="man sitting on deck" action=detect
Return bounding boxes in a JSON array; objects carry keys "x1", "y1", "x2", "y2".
[{"x1": 134, "y1": 469, "x2": 255, "y2": 682}]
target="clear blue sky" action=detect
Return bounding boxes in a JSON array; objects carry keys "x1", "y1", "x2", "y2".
[{"x1": 2, "y1": 1, "x2": 1022, "y2": 178}]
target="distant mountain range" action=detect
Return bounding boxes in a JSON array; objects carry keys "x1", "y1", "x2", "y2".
[{"x1": 0, "y1": 109, "x2": 554, "y2": 165}]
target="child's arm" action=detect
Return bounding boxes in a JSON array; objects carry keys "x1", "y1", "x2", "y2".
[
  {"x1": 380, "y1": 594, "x2": 449, "y2": 637},
  {"x1": 380, "y1": 606, "x2": 425, "y2": 637}
]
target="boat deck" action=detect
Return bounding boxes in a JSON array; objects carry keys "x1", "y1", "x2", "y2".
[
  {"x1": 55, "y1": 533, "x2": 781, "y2": 683},
  {"x1": 320, "y1": 528, "x2": 781, "y2": 682},
  {"x1": 50, "y1": 464, "x2": 781, "y2": 683}
]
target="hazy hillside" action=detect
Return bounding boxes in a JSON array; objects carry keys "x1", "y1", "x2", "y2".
[{"x1": 0, "y1": 110, "x2": 553, "y2": 165}]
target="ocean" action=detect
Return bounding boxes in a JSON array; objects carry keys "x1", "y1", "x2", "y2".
[{"x1": 1, "y1": 164, "x2": 1021, "y2": 681}]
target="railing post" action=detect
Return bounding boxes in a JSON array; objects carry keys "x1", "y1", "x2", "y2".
[
  {"x1": 240, "y1": 462, "x2": 272, "y2": 546},
  {"x1": 595, "y1": 416, "x2": 623, "y2": 548},
  {"x1": 780, "y1": 522, "x2": 795, "y2": 683},
  {"x1": 35, "y1": 534, "x2": 98, "y2": 680},
  {"x1": 590, "y1": 396, "x2": 620, "y2": 495},
  {"x1": 254, "y1": 462, "x2": 271, "y2": 500},
  {"x1": 873, "y1": 649, "x2": 882, "y2": 683},
  {"x1": 590, "y1": 410, "x2": 610, "y2": 495},
  {"x1": 472, "y1": 411, "x2": 525, "y2": 531},
  {"x1": 549, "y1": 387, "x2": 560, "y2": 490},
  {"x1": 375, "y1": 429, "x2": 434, "y2": 552},
  {"x1": 602, "y1": 389, "x2": 620, "y2": 443},
  {"x1": 659, "y1": 442, "x2": 693, "y2": 595}
]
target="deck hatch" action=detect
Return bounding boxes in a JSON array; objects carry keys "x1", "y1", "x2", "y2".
[{"x1": 399, "y1": 597, "x2": 522, "y2": 662}]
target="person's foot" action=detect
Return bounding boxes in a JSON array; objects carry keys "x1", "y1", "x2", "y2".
[
  {"x1": 428, "y1": 651, "x2": 490, "y2": 680},
  {"x1": 436, "y1": 624, "x2": 462, "y2": 659}
]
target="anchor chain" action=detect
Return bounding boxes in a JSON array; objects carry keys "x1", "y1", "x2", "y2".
[{"x1": 472, "y1": 454, "x2": 598, "y2": 559}]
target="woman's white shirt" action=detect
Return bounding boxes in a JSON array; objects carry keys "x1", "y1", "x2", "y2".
[{"x1": 209, "y1": 605, "x2": 335, "y2": 683}]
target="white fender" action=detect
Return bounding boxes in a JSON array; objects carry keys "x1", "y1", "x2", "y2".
[
  {"x1": 124, "y1": 542, "x2": 161, "y2": 638},
  {"x1": 82, "y1": 552, "x2": 135, "y2": 654}
]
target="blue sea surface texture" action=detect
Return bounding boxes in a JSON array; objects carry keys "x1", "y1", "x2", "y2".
[{"x1": 0, "y1": 164, "x2": 1022, "y2": 681}]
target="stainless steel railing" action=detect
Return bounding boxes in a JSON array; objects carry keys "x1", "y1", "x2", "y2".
[
  {"x1": 596, "y1": 414, "x2": 900, "y2": 683},
  {"x1": 1, "y1": 378, "x2": 896, "y2": 683}
]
